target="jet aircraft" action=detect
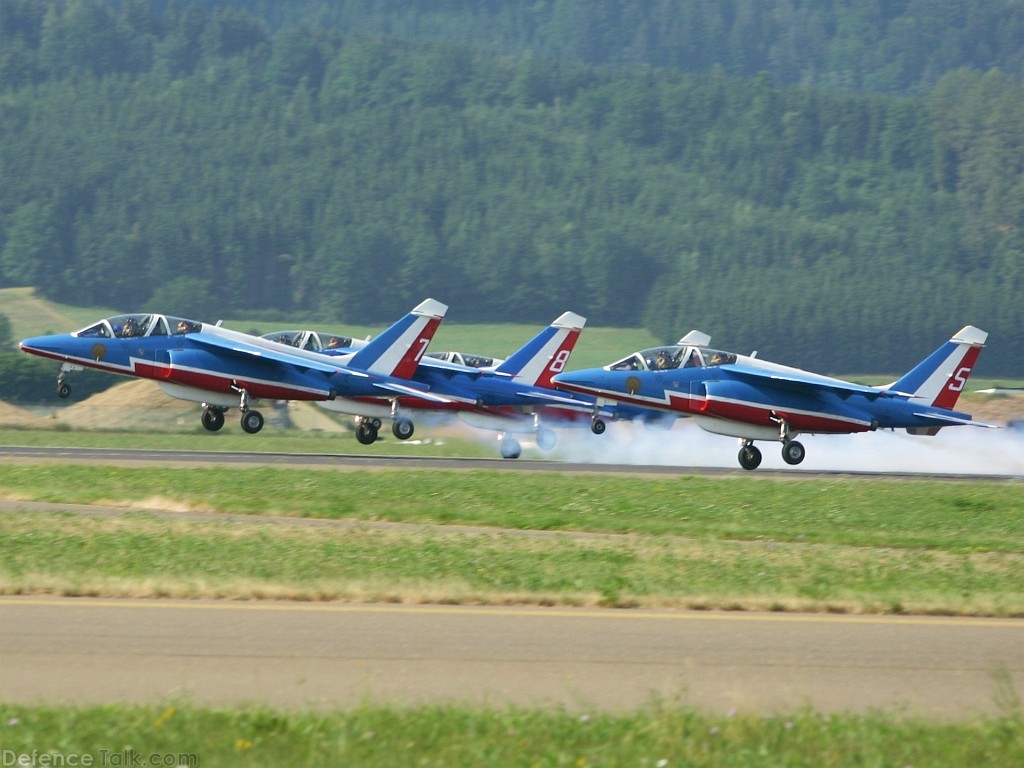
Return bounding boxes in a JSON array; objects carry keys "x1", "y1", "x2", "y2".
[
  {"x1": 19, "y1": 299, "x2": 448, "y2": 434},
  {"x1": 553, "y1": 326, "x2": 992, "y2": 470},
  {"x1": 302, "y1": 311, "x2": 622, "y2": 457}
]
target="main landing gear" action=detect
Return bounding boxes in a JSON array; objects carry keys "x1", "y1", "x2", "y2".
[
  {"x1": 201, "y1": 407, "x2": 226, "y2": 432},
  {"x1": 201, "y1": 385, "x2": 265, "y2": 434},
  {"x1": 353, "y1": 412, "x2": 416, "y2": 446},
  {"x1": 736, "y1": 438, "x2": 806, "y2": 470},
  {"x1": 496, "y1": 424, "x2": 558, "y2": 460},
  {"x1": 737, "y1": 416, "x2": 806, "y2": 470}
]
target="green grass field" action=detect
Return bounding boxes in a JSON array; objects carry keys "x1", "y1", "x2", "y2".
[
  {"x1": 0, "y1": 701, "x2": 1019, "y2": 767},
  {"x1": 0, "y1": 448, "x2": 1021, "y2": 614},
  {"x1": 0, "y1": 426, "x2": 1021, "y2": 755}
]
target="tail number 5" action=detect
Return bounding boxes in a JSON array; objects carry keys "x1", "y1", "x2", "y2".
[{"x1": 948, "y1": 366, "x2": 971, "y2": 392}]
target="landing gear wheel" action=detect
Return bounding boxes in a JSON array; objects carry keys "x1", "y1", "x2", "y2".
[
  {"x1": 591, "y1": 418, "x2": 607, "y2": 435},
  {"x1": 738, "y1": 444, "x2": 762, "y2": 471},
  {"x1": 240, "y1": 410, "x2": 264, "y2": 434},
  {"x1": 355, "y1": 421, "x2": 379, "y2": 445},
  {"x1": 781, "y1": 440, "x2": 806, "y2": 466},
  {"x1": 201, "y1": 408, "x2": 225, "y2": 432},
  {"x1": 57, "y1": 383, "x2": 71, "y2": 399},
  {"x1": 370, "y1": 418, "x2": 383, "y2": 430},
  {"x1": 500, "y1": 437, "x2": 522, "y2": 459},
  {"x1": 392, "y1": 418, "x2": 414, "y2": 440},
  {"x1": 536, "y1": 427, "x2": 557, "y2": 451}
]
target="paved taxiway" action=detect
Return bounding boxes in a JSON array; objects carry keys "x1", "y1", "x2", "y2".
[{"x1": 0, "y1": 597, "x2": 1021, "y2": 717}]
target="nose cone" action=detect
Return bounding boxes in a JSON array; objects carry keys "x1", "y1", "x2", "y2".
[
  {"x1": 19, "y1": 334, "x2": 74, "y2": 361},
  {"x1": 552, "y1": 370, "x2": 598, "y2": 392}
]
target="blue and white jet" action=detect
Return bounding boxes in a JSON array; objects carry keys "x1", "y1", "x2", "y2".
[
  {"x1": 308, "y1": 311, "x2": 607, "y2": 456},
  {"x1": 553, "y1": 326, "x2": 993, "y2": 470},
  {"x1": 19, "y1": 299, "x2": 449, "y2": 434}
]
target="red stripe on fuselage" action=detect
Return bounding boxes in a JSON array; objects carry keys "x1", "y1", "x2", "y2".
[
  {"x1": 700, "y1": 397, "x2": 871, "y2": 433},
  {"x1": 160, "y1": 366, "x2": 331, "y2": 401},
  {"x1": 555, "y1": 380, "x2": 870, "y2": 434}
]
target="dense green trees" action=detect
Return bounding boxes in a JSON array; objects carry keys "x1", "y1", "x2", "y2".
[
  {"x1": 0, "y1": 1, "x2": 1020, "y2": 375},
  {"x1": 190, "y1": 0, "x2": 1024, "y2": 93}
]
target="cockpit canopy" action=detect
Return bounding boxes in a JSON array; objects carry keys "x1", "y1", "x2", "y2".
[
  {"x1": 426, "y1": 350, "x2": 503, "y2": 368},
  {"x1": 74, "y1": 313, "x2": 202, "y2": 339},
  {"x1": 607, "y1": 345, "x2": 737, "y2": 372},
  {"x1": 261, "y1": 329, "x2": 354, "y2": 352}
]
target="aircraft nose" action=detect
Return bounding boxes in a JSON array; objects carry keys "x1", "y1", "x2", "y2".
[
  {"x1": 19, "y1": 334, "x2": 69, "y2": 358},
  {"x1": 552, "y1": 371, "x2": 592, "y2": 389}
]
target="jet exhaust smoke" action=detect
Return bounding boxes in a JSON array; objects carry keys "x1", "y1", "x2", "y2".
[{"x1": 539, "y1": 421, "x2": 1024, "y2": 477}]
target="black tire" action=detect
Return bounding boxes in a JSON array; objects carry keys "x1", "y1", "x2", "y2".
[
  {"x1": 392, "y1": 418, "x2": 414, "y2": 440},
  {"x1": 500, "y1": 437, "x2": 521, "y2": 459},
  {"x1": 536, "y1": 427, "x2": 557, "y2": 451},
  {"x1": 591, "y1": 419, "x2": 607, "y2": 435},
  {"x1": 240, "y1": 410, "x2": 264, "y2": 434},
  {"x1": 738, "y1": 444, "x2": 762, "y2": 470},
  {"x1": 782, "y1": 440, "x2": 806, "y2": 466},
  {"x1": 355, "y1": 422, "x2": 378, "y2": 445},
  {"x1": 57, "y1": 383, "x2": 71, "y2": 399},
  {"x1": 201, "y1": 408, "x2": 225, "y2": 432}
]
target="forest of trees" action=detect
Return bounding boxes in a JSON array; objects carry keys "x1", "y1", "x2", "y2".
[{"x1": 0, "y1": 0, "x2": 1021, "y2": 375}]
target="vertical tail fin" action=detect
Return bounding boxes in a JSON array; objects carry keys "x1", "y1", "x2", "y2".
[
  {"x1": 346, "y1": 298, "x2": 447, "y2": 379},
  {"x1": 890, "y1": 325, "x2": 987, "y2": 408},
  {"x1": 494, "y1": 311, "x2": 586, "y2": 388}
]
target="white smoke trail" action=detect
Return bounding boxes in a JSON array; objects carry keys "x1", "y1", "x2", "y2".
[{"x1": 541, "y1": 420, "x2": 1024, "y2": 476}]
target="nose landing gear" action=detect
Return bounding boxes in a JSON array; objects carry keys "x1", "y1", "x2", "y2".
[{"x1": 55, "y1": 364, "x2": 83, "y2": 399}]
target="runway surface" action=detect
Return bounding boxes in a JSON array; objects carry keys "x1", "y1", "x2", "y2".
[
  {"x1": 1, "y1": 596, "x2": 1020, "y2": 717},
  {"x1": 0, "y1": 444, "x2": 1018, "y2": 481}
]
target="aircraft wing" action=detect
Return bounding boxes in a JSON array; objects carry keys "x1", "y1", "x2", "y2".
[
  {"x1": 372, "y1": 380, "x2": 455, "y2": 403},
  {"x1": 725, "y1": 364, "x2": 896, "y2": 399},
  {"x1": 515, "y1": 390, "x2": 594, "y2": 407},
  {"x1": 417, "y1": 357, "x2": 487, "y2": 377},
  {"x1": 190, "y1": 333, "x2": 353, "y2": 375}
]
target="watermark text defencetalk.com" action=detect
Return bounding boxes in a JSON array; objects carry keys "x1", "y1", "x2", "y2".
[{"x1": 2, "y1": 749, "x2": 198, "y2": 767}]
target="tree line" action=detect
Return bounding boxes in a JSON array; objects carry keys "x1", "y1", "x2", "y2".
[{"x1": 0, "y1": 0, "x2": 1020, "y2": 375}]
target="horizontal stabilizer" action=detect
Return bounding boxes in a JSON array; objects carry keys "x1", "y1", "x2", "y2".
[{"x1": 912, "y1": 412, "x2": 999, "y2": 428}]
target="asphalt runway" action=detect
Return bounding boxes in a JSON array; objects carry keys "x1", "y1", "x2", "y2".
[
  {"x1": 1, "y1": 597, "x2": 1020, "y2": 717},
  {"x1": 0, "y1": 444, "x2": 1019, "y2": 481}
]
